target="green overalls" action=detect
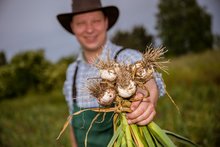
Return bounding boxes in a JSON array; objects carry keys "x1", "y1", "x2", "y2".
[{"x1": 71, "y1": 104, "x2": 113, "y2": 146}]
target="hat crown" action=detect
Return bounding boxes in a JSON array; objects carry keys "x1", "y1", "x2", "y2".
[{"x1": 72, "y1": 0, "x2": 102, "y2": 13}]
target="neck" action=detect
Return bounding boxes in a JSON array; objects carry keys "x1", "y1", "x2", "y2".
[{"x1": 83, "y1": 47, "x2": 103, "y2": 64}]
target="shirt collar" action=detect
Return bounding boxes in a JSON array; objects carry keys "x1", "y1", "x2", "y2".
[{"x1": 76, "y1": 40, "x2": 113, "y2": 63}]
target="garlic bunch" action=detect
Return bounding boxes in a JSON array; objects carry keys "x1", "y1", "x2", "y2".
[{"x1": 89, "y1": 46, "x2": 168, "y2": 105}]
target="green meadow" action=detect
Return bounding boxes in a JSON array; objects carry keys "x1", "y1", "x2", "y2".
[{"x1": 0, "y1": 50, "x2": 219, "y2": 147}]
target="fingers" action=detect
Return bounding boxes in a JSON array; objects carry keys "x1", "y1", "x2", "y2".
[
  {"x1": 127, "y1": 101, "x2": 156, "y2": 125},
  {"x1": 135, "y1": 107, "x2": 156, "y2": 125},
  {"x1": 125, "y1": 81, "x2": 158, "y2": 126},
  {"x1": 130, "y1": 93, "x2": 142, "y2": 111}
]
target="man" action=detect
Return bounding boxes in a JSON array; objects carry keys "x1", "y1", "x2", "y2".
[{"x1": 57, "y1": 0, "x2": 165, "y2": 146}]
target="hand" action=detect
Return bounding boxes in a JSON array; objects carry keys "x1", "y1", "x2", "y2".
[
  {"x1": 70, "y1": 126, "x2": 78, "y2": 147},
  {"x1": 126, "y1": 79, "x2": 159, "y2": 125}
]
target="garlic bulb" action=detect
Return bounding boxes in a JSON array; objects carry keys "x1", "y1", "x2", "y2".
[
  {"x1": 99, "y1": 89, "x2": 116, "y2": 106},
  {"x1": 117, "y1": 80, "x2": 136, "y2": 98},
  {"x1": 132, "y1": 61, "x2": 154, "y2": 81},
  {"x1": 100, "y1": 69, "x2": 117, "y2": 81},
  {"x1": 136, "y1": 67, "x2": 148, "y2": 78},
  {"x1": 132, "y1": 62, "x2": 142, "y2": 70}
]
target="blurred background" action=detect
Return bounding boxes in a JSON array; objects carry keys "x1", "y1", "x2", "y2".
[{"x1": 0, "y1": 0, "x2": 219, "y2": 146}]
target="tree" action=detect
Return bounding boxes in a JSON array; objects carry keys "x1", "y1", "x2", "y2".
[
  {"x1": 213, "y1": 34, "x2": 220, "y2": 49},
  {"x1": 43, "y1": 55, "x2": 76, "y2": 91},
  {"x1": 0, "y1": 51, "x2": 7, "y2": 66},
  {"x1": 111, "y1": 26, "x2": 154, "y2": 53},
  {"x1": 156, "y1": 0, "x2": 213, "y2": 55},
  {"x1": 10, "y1": 49, "x2": 51, "y2": 94}
]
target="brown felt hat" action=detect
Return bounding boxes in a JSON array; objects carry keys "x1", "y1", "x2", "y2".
[{"x1": 57, "y1": 0, "x2": 119, "y2": 35}]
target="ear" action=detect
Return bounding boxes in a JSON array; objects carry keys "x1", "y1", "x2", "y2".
[
  {"x1": 105, "y1": 16, "x2": 109, "y2": 30},
  {"x1": 70, "y1": 19, "x2": 75, "y2": 33}
]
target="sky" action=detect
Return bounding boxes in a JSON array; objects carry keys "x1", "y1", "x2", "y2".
[{"x1": 0, "y1": 0, "x2": 219, "y2": 62}]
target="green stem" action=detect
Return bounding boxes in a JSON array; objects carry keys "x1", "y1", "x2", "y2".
[
  {"x1": 130, "y1": 124, "x2": 148, "y2": 147},
  {"x1": 121, "y1": 113, "x2": 133, "y2": 147}
]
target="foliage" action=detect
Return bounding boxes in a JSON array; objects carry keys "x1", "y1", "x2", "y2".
[
  {"x1": 0, "y1": 51, "x2": 7, "y2": 66},
  {"x1": 0, "y1": 50, "x2": 50, "y2": 99},
  {"x1": 56, "y1": 55, "x2": 75, "y2": 65},
  {"x1": 0, "y1": 50, "x2": 219, "y2": 147},
  {"x1": 213, "y1": 34, "x2": 220, "y2": 49},
  {"x1": 111, "y1": 25, "x2": 154, "y2": 53},
  {"x1": 156, "y1": 50, "x2": 220, "y2": 146},
  {"x1": 0, "y1": 49, "x2": 76, "y2": 100},
  {"x1": 156, "y1": 0, "x2": 213, "y2": 55},
  {"x1": 11, "y1": 49, "x2": 51, "y2": 91},
  {"x1": 44, "y1": 55, "x2": 76, "y2": 91},
  {"x1": 0, "y1": 65, "x2": 17, "y2": 98}
]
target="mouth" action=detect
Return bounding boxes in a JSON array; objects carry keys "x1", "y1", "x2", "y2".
[{"x1": 84, "y1": 35, "x2": 97, "y2": 43}]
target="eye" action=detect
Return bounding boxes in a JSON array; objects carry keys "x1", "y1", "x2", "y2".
[
  {"x1": 93, "y1": 19, "x2": 102, "y2": 24},
  {"x1": 76, "y1": 22, "x2": 85, "y2": 27}
]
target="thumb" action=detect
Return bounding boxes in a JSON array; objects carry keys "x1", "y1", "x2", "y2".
[{"x1": 130, "y1": 92, "x2": 143, "y2": 111}]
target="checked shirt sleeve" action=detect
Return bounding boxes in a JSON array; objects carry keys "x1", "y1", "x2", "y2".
[{"x1": 153, "y1": 72, "x2": 166, "y2": 97}]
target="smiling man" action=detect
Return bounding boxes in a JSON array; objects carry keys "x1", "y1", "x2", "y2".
[{"x1": 57, "y1": 0, "x2": 165, "y2": 146}]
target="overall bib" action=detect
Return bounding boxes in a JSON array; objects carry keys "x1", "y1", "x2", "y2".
[{"x1": 72, "y1": 104, "x2": 113, "y2": 147}]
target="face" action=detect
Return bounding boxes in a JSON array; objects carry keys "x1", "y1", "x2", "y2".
[{"x1": 71, "y1": 11, "x2": 108, "y2": 52}]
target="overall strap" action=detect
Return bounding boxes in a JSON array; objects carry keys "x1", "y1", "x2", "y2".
[
  {"x1": 72, "y1": 63, "x2": 78, "y2": 103},
  {"x1": 72, "y1": 47, "x2": 127, "y2": 103},
  {"x1": 114, "y1": 47, "x2": 127, "y2": 61}
]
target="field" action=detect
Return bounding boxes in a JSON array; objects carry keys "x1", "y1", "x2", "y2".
[{"x1": 0, "y1": 50, "x2": 219, "y2": 147}]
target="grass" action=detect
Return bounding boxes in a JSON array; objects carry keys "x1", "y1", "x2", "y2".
[
  {"x1": 155, "y1": 50, "x2": 220, "y2": 146},
  {"x1": 0, "y1": 91, "x2": 71, "y2": 147},
  {"x1": 0, "y1": 50, "x2": 220, "y2": 147}
]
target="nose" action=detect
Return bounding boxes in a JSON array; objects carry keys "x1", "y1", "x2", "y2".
[{"x1": 85, "y1": 22, "x2": 94, "y2": 33}]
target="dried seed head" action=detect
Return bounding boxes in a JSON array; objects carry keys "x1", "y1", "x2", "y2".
[
  {"x1": 93, "y1": 51, "x2": 117, "y2": 71},
  {"x1": 141, "y1": 45, "x2": 169, "y2": 73},
  {"x1": 87, "y1": 80, "x2": 105, "y2": 99}
]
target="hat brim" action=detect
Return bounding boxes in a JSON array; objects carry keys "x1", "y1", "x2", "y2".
[{"x1": 57, "y1": 6, "x2": 119, "y2": 35}]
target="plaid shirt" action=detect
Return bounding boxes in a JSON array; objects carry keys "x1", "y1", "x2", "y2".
[{"x1": 63, "y1": 41, "x2": 166, "y2": 114}]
